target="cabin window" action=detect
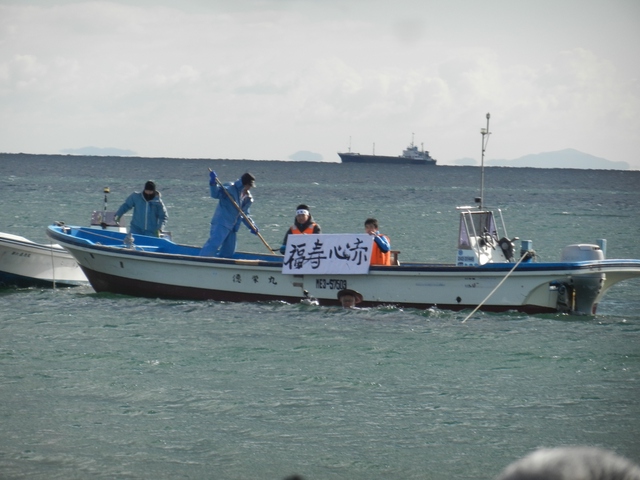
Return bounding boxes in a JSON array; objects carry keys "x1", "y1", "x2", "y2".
[{"x1": 458, "y1": 212, "x2": 497, "y2": 249}]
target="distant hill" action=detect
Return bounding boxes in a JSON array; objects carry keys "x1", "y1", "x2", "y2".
[
  {"x1": 452, "y1": 157, "x2": 477, "y2": 166},
  {"x1": 60, "y1": 146, "x2": 137, "y2": 156},
  {"x1": 452, "y1": 149, "x2": 628, "y2": 169},
  {"x1": 485, "y1": 149, "x2": 629, "y2": 170},
  {"x1": 289, "y1": 150, "x2": 323, "y2": 162}
]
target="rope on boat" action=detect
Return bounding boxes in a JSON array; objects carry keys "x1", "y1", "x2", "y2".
[
  {"x1": 75, "y1": 227, "x2": 131, "y2": 244},
  {"x1": 461, "y1": 253, "x2": 528, "y2": 323},
  {"x1": 73, "y1": 227, "x2": 165, "y2": 252},
  {"x1": 75, "y1": 227, "x2": 121, "y2": 240}
]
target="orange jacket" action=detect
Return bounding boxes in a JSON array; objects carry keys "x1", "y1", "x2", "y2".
[
  {"x1": 371, "y1": 234, "x2": 391, "y2": 265},
  {"x1": 291, "y1": 223, "x2": 318, "y2": 235}
]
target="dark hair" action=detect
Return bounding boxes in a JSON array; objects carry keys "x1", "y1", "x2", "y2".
[
  {"x1": 144, "y1": 180, "x2": 156, "y2": 191},
  {"x1": 296, "y1": 204, "x2": 310, "y2": 211},
  {"x1": 241, "y1": 173, "x2": 255, "y2": 186},
  {"x1": 364, "y1": 218, "x2": 378, "y2": 228}
]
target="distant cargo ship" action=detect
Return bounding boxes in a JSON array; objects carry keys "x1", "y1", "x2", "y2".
[{"x1": 338, "y1": 136, "x2": 437, "y2": 165}]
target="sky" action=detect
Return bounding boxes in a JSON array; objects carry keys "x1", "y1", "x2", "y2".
[{"x1": 1, "y1": 0, "x2": 639, "y2": 169}]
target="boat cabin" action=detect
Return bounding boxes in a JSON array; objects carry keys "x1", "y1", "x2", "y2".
[{"x1": 456, "y1": 207, "x2": 516, "y2": 266}]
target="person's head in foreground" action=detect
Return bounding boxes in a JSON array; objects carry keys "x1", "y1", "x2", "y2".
[
  {"x1": 337, "y1": 289, "x2": 363, "y2": 309},
  {"x1": 496, "y1": 446, "x2": 640, "y2": 480}
]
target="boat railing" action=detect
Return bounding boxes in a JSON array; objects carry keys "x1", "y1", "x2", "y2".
[{"x1": 494, "y1": 208, "x2": 509, "y2": 240}]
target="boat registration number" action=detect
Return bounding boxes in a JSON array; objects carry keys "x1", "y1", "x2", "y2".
[{"x1": 315, "y1": 279, "x2": 347, "y2": 290}]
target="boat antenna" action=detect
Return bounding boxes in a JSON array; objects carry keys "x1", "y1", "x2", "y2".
[
  {"x1": 103, "y1": 186, "x2": 110, "y2": 224},
  {"x1": 479, "y1": 113, "x2": 491, "y2": 209}
]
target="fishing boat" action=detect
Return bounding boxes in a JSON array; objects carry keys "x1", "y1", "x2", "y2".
[
  {"x1": 0, "y1": 232, "x2": 88, "y2": 288},
  {"x1": 44, "y1": 116, "x2": 640, "y2": 315},
  {"x1": 0, "y1": 187, "x2": 130, "y2": 289},
  {"x1": 338, "y1": 134, "x2": 437, "y2": 165},
  {"x1": 44, "y1": 207, "x2": 640, "y2": 314}
]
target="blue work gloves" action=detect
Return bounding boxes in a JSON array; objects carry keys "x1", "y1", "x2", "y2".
[
  {"x1": 251, "y1": 225, "x2": 259, "y2": 235},
  {"x1": 279, "y1": 245, "x2": 286, "y2": 254},
  {"x1": 209, "y1": 170, "x2": 217, "y2": 186}
]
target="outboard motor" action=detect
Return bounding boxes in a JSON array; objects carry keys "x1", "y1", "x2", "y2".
[
  {"x1": 555, "y1": 282, "x2": 574, "y2": 313},
  {"x1": 559, "y1": 244, "x2": 605, "y2": 314}
]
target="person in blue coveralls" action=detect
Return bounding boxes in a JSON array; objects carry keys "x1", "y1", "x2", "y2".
[
  {"x1": 114, "y1": 180, "x2": 168, "y2": 237},
  {"x1": 200, "y1": 171, "x2": 259, "y2": 257}
]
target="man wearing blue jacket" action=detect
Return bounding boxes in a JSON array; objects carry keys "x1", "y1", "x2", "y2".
[
  {"x1": 200, "y1": 171, "x2": 259, "y2": 257},
  {"x1": 114, "y1": 180, "x2": 168, "y2": 237}
]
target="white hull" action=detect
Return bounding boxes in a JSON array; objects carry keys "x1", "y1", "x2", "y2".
[
  {"x1": 46, "y1": 226, "x2": 640, "y2": 314},
  {"x1": 0, "y1": 232, "x2": 88, "y2": 287}
]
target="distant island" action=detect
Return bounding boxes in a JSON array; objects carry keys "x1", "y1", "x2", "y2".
[
  {"x1": 289, "y1": 150, "x2": 323, "y2": 162},
  {"x1": 60, "y1": 146, "x2": 137, "y2": 156},
  {"x1": 454, "y1": 148, "x2": 629, "y2": 170}
]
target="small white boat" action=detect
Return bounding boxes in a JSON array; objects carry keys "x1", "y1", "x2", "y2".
[
  {"x1": 0, "y1": 232, "x2": 88, "y2": 287},
  {"x1": 0, "y1": 198, "x2": 126, "y2": 288}
]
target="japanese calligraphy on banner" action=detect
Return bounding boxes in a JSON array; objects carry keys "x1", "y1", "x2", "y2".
[{"x1": 281, "y1": 234, "x2": 373, "y2": 275}]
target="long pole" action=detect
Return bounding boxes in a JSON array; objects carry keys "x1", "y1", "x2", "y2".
[
  {"x1": 209, "y1": 170, "x2": 275, "y2": 254},
  {"x1": 480, "y1": 113, "x2": 490, "y2": 209}
]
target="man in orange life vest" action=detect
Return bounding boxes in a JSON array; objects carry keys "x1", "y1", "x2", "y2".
[
  {"x1": 279, "y1": 204, "x2": 322, "y2": 254},
  {"x1": 365, "y1": 218, "x2": 391, "y2": 265}
]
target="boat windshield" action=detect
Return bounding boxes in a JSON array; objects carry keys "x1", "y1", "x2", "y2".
[{"x1": 458, "y1": 211, "x2": 498, "y2": 249}]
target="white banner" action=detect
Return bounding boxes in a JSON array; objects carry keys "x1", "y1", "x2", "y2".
[{"x1": 281, "y1": 234, "x2": 373, "y2": 275}]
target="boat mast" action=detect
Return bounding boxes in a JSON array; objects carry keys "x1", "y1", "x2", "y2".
[
  {"x1": 479, "y1": 113, "x2": 491, "y2": 209},
  {"x1": 103, "y1": 186, "x2": 110, "y2": 221}
]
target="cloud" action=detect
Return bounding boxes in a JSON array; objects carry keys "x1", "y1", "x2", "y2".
[{"x1": 0, "y1": 0, "x2": 639, "y2": 169}]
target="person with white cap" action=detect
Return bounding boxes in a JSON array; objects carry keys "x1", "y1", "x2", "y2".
[
  {"x1": 114, "y1": 180, "x2": 168, "y2": 237},
  {"x1": 200, "y1": 171, "x2": 259, "y2": 257},
  {"x1": 279, "y1": 204, "x2": 321, "y2": 254}
]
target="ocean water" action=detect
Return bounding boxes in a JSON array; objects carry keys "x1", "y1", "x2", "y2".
[{"x1": 1, "y1": 154, "x2": 639, "y2": 479}]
